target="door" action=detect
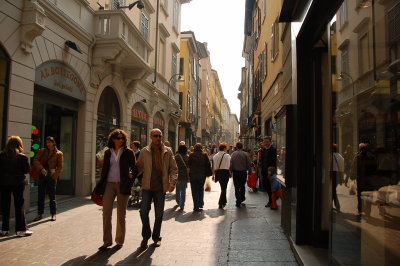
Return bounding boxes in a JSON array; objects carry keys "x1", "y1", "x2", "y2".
[{"x1": 45, "y1": 106, "x2": 76, "y2": 195}]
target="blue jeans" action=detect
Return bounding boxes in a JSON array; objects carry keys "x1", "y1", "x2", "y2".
[
  {"x1": 38, "y1": 175, "x2": 57, "y2": 215},
  {"x1": 175, "y1": 181, "x2": 187, "y2": 208},
  {"x1": 189, "y1": 174, "x2": 206, "y2": 210},
  {"x1": 140, "y1": 190, "x2": 165, "y2": 242}
]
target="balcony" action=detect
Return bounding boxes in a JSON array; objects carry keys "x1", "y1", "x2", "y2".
[{"x1": 92, "y1": 10, "x2": 153, "y2": 81}]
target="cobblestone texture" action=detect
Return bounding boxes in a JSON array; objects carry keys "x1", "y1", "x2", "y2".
[{"x1": 0, "y1": 180, "x2": 297, "y2": 265}]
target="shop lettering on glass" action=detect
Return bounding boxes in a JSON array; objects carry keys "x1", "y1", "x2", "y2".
[
  {"x1": 153, "y1": 116, "x2": 165, "y2": 128},
  {"x1": 131, "y1": 108, "x2": 148, "y2": 121}
]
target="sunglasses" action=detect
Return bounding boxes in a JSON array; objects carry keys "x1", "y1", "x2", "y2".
[
  {"x1": 114, "y1": 137, "x2": 125, "y2": 140},
  {"x1": 152, "y1": 134, "x2": 162, "y2": 138}
]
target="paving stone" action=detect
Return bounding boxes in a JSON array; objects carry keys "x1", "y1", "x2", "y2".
[{"x1": 0, "y1": 180, "x2": 297, "y2": 265}]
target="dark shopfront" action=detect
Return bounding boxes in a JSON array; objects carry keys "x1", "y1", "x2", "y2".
[
  {"x1": 30, "y1": 61, "x2": 85, "y2": 205},
  {"x1": 280, "y1": 0, "x2": 400, "y2": 265},
  {"x1": 131, "y1": 103, "x2": 148, "y2": 146}
]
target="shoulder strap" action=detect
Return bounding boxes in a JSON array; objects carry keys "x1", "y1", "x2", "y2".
[
  {"x1": 218, "y1": 153, "x2": 226, "y2": 170},
  {"x1": 178, "y1": 153, "x2": 188, "y2": 169}
]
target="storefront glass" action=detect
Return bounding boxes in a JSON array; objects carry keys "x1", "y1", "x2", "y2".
[
  {"x1": 0, "y1": 46, "x2": 9, "y2": 149},
  {"x1": 330, "y1": 1, "x2": 400, "y2": 265},
  {"x1": 30, "y1": 88, "x2": 78, "y2": 202},
  {"x1": 168, "y1": 120, "x2": 176, "y2": 152},
  {"x1": 131, "y1": 103, "x2": 148, "y2": 146},
  {"x1": 96, "y1": 86, "x2": 120, "y2": 179},
  {"x1": 153, "y1": 111, "x2": 165, "y2": 134}
]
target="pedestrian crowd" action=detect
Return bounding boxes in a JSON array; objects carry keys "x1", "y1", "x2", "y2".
[{"x1": 0, "y1": 129, "x2": 281, "y2": 252}]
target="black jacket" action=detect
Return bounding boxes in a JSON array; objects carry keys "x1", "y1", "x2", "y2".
[
  {"x1": 95, "y1": 148, "x2": 137, "y2": 195},
  {"x1": 261, "y1": 145, "x2": 277, "y2": 171},
  {"x1": 0, "y1": 152, "x2": 30, "y2": 186}
]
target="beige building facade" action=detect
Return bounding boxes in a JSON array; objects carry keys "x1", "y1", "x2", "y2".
[{"x1": 0, "y1": 0, "x2": 189, "y2": 207}]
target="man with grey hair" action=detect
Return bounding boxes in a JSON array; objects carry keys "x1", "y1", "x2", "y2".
[
  {"x1": 230, "y1": 142, "x2": 252, "y2": 207},
  {"x1": 136, "y1": 128, "x2": 178, "y2": 248}
]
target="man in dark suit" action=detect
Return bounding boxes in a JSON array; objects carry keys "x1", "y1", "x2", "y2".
[{"x1": 261, "y1": 136, "x2": 277, "y2": 207}]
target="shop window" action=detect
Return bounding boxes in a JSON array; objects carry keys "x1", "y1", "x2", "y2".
[
  {"x1": 331, "y1": 1, "x2": 400, "y2": 264},
  {"x1": 0, "y1": 46, "x2": 9, "y2": 149}
]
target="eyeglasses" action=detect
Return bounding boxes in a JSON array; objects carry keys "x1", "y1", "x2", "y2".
[
  {"x1": 152, "y1": 134, "x2": 162, "y2": 138},
  {"x1": 114, "y1": 137, "x2": 125, "y2": 140}
]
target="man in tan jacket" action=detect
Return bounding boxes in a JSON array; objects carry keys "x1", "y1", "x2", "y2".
[{"x1": 136, "y1": 128, "x2": 178, "y2": 248}]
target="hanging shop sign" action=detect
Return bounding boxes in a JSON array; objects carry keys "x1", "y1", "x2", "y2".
[{"x1": 35, "y1": 61, "x2": 86, "y2": 101}]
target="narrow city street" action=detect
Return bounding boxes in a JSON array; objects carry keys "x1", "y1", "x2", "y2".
[{"x1": 0, "y1": 181, "x2": 297, "y2": 266}]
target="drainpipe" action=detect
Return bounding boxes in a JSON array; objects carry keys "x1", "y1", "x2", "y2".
[{"x1": 152, "y1": 0, "x2": 160, "y2": 85}]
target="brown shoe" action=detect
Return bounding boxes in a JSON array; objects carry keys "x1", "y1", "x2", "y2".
[
  {"x1": 140, "y1": 239, "x2": 148, "y2": 248},
  {"x1": 153, "y1": 240, "x2": 161, "y2": 247}
]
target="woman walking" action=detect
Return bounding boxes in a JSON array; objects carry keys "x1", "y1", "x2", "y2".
[
  {"x1": 0, "y1": 136, "x2": 32, "y2": 237},
  {"x1": 95, "y1": 129, "x2": 137, "y2": 251},
  {"x1": 33, "y1": 136, "x2": 63, "y2": 221},
  {"x1": 175, "y1": 144, "x2": 189, "y2": 210},
  {"x1": 212, "y1": 143, "x2": 231, "y2": 209},
  {"x1": 188, "y1": 143, "x2": 213, "y2": 212}
]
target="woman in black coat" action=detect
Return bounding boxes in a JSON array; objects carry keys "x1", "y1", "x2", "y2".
[
  {"x1": 96, "y1": 129, "x2": 137, "y2": 251},
  {"x1": 0, "y1": 136, "x2": 32, "y2": 237}
]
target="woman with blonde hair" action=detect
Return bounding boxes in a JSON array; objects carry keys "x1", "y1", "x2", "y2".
[{"x1": 0, "y1": 136, "x2": 32, "y2": 236}]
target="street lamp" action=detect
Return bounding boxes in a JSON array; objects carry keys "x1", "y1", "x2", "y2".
[
  {"x1": 338, "y1": 71, "x2": 355, "y2": 96},
  {"x1": 116, "y1": 1, "x2": 145, "y2": 10},
  {"x1": 168, "y1": 73, "x2": 184, "y2": 97}
]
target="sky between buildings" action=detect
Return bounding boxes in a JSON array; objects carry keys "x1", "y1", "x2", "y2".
[{"x1": 181, "y1": 0, "x2": 246, "y2": 118}]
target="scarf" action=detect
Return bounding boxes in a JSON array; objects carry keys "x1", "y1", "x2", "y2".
[{"x1": 151, "y1": 142, "x2": 164, "y2": 176}]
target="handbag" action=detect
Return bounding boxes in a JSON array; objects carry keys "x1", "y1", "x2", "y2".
[
  {"x1": 247, "y1": 170, "x2": 257, "y2": 188},
  {"x1": 214, "y1": 153, "x2": 226, "y2": 183},
  {"x1": 91, "y1": 188, "x2": 103, "y2": 206}
]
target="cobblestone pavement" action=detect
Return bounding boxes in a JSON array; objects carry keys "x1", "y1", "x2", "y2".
[{"x1": 0, "y1": 180, "x2": 297, "y2": 266}]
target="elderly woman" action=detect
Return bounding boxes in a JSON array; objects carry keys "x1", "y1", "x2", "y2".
[
  {"x1": 0, "y1": 136, "x2": 32, "y2": 237},
  {"x1": 188, "y1": 143, "x2": 213, "y2": 212}
]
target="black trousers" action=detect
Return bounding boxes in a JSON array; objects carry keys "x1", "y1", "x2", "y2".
[
  {"x1": 1, "y1": 185, "x2": 27, "y2": 232},
  {"x1": 263, "y1": 170, "x2": 272, "y2": 203},
  {"x1": 216, "y1": 170, "x2": 230, "y2": 206},
  {"x1": 232, "y1": 171, "x2": 247, "y2": 204}
]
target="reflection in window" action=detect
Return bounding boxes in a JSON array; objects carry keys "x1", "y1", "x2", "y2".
[{"x1": 331, "y1": 1, "x2": 400, "y2": 265}]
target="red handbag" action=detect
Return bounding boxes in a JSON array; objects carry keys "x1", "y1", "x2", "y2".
[
  {"x1": 247, "y1": 171, "x2": 257, "y2": 188},
  {"x1": 91, "y1": 190, "x2": 103, "y2": 206}
]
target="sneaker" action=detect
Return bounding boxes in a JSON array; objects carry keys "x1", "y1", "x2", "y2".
[
  {"x1": 16, "y1": 230, "x2": 33, "y2": 237},
  {"x1": 51, "y1": 215, "x2": 56, "y2": 221},
  {"x1": 0, "y1": 230, "x2": 9, "y2": 236}
]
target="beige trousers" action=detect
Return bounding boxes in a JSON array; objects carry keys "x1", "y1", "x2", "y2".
[{"x1": 102, "y1": 182, "x2": 129, "y2": 246}]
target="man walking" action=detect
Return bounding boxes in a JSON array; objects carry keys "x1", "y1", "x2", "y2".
[
  {"x1": 230, "y1": 142, "x2": 252, "y2": 207},
  {"x1": 261, "y1": 136, "x2": 277, "y2": 207},
  {"x1": 136, "y1": 128, "x2": 178, "y2": 248}
]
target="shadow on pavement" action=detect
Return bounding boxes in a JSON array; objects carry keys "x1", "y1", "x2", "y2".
[
  {"x1": 0, "y1": 234, "x2": 19, "y2": 243},
  {"x1": 60, "y1": 245, "x2": 120, "y2": 266},
  {"x1": 115, "y1": 246, "x2": 155, "y2": 265},
  {"x1": 26, "y1": 197, "x2": 94, "y2": 224}
]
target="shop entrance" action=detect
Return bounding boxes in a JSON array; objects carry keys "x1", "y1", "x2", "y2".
[{"x1": 30, "y1": 88, "x2": 78, "y2": 205}]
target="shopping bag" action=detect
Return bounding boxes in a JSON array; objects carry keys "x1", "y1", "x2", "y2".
[
  {"x1": 247, "y1": 171, "x2": 257, "y2": 188},
  {"x1": 204, "y1": 177, "x2": 211, "y2": 191}
]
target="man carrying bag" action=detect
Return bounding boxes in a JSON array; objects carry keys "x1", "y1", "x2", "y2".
[{"x1": 212, "y1": 143, "x2": 231, "y2": 209}]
